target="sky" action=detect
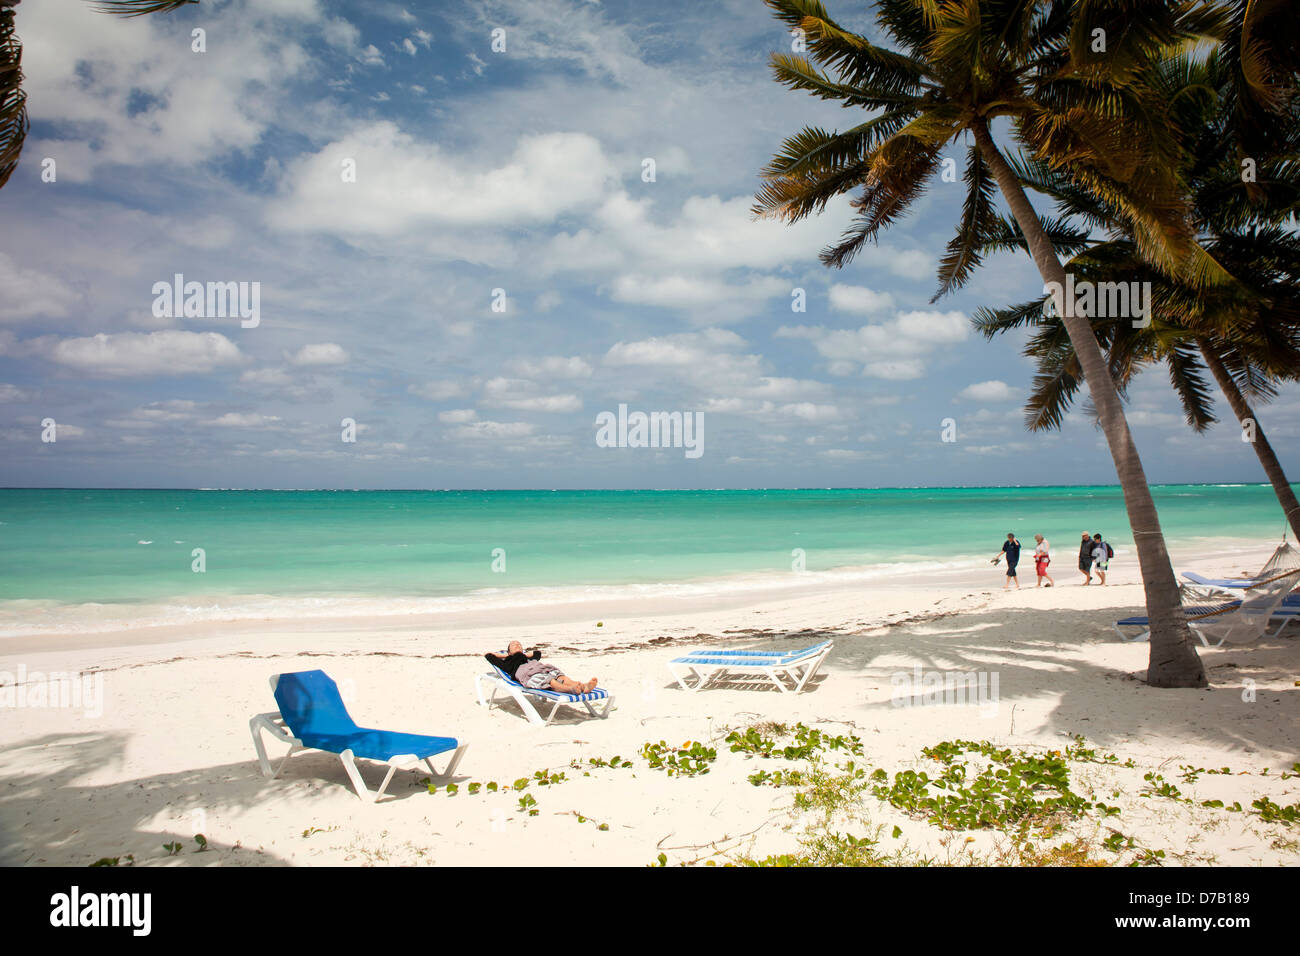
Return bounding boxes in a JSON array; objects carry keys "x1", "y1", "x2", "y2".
[{"x1": 0, "y1": 0, "x2": 1296, "y2": 490}]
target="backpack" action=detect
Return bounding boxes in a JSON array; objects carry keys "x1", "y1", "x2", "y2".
[{"x1": 1104, "y1": 542, "x2": 1114, "y2": 559}]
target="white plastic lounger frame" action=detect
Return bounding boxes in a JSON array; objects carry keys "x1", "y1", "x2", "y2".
[
  {"x1": 1112, "y1": 603, "x2": 1241, "y2": 648},
  {"x1": 1113, "y1": 569, "x2": 1300, "y2": 648},
  {"x1": 249, "y1": 677, "x2": 467, "y2": 803},
  {"x1": 667, "y1": 641, "x2": 832, "y2": 694},
  {"x1": 474, "y1": 670, "x2": 614, "y2": 727}
]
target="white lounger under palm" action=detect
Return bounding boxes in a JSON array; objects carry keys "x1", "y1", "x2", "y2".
[{"x1": 1114, "y1": 568, "x2": 1300, "y2": 647}]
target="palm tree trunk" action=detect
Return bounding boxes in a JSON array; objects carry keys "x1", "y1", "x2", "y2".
[
  {"x1": 1197, "y1": 340, "x2": 1300, "y2": 540},
  {"x1": 971, "y1": 118, "x2": 1205, "y2": 688}
]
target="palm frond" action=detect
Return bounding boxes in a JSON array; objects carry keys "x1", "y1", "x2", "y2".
[
  {"x1": 0, "y1": 6, "x2": 28, "y2": 190},
  {"x1": 88, "y1": 0, "x2": 197, "y2": 16},
  {"x1": 933, "y1": 143, "x2": 999, "y2": 299}
]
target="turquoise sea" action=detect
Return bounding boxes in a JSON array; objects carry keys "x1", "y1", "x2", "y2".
[{"x1": 0, "y1": 485, "x2": 1291, "y2": 633}]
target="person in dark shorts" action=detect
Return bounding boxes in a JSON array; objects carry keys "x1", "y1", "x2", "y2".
[
  {"x1": 486, "y1": 640, "x2": 598, "y2": 694},
  {"x1": 992, "y1": 532, "x2": 1021, "y2": 589},
  {"x1": 1091, "y1": 533, "x2": 1109, "y2": 585},
  {"x1": 1078, "y1": 531, "x2": 1094, "y2": 584}
]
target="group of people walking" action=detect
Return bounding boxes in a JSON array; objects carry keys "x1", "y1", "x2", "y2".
[{"x1": 992, "y1": 531, "x2": 1113, "y2": 589}]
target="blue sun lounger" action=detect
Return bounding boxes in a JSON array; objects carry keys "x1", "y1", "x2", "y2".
[
  {"x1": 475, "y1": 663, "x2": 613, "y2": 727},
  {"x1": 667, "y1": 640, "x2": 833, "y2": 693},
  {"x1": 249, "y1": 669, "x2": 467, "y2": 802}
]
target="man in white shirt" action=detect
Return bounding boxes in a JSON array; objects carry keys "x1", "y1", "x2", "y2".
[{"x1": 1091, "y1": 534, "x2": 1108, "y2": 585}]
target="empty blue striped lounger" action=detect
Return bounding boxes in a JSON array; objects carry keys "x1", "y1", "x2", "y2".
[
  {"x1": 249, "y1": 669, "x2": 467, "y2": 803},
  {"x1": 667, "y1": 640, "x2": 832, "y2": 693},
  {"x1": 475, "y1": 664, "x2": 614, "y2": 727}
]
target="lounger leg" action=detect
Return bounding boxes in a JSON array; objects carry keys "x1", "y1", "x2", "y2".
[
  {"x1": 374, "y1": 764, "x2": 400, "y2": 802},
  {"x1": 250, "y1": 718, "x2": 274, "y2": 776},
  {"x1": 582, "y1": 696, "x2": 614, "y2": 719},
  {"x1": 793, "y1": 656, "x2": 824, "y2": 693},
  {"x1": 339, "y1": 749, "x2": 377, "y2": 803},
  {"x1": 424, "y1": 743, "x2": 468, "y2": 781},
  {"x1": 1188, "y1": 623, "x2": 1226, "y2": 648},
  {"x1": 509, "y1": 686, "x2": 546, "y2": 727},
  {"x1": 475, "y1": 674, "x2": 500, "y2": 712},
  {"x1": 249, "y1": 715, "x2": 299, "y2": 779},
  {"x1": 667, "y1": 663, "x2": 693, "y2": 693},
  {"x1": 543, "y1": 697, "x2": 563, "y2": 726},
  {"x1": 766, "y1": 668, "x2": 790, "y2": 694},
  {"x1": 1114, "y1": 624, "x2": 1149, "y2": 643}
]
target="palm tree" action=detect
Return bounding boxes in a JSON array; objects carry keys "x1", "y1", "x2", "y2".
[
  {"x1": 753, "y1": 0, "x2": 1220, "y2": 686},
  {"x1": 974, "y1": 240, "x2": 1300, "y2": 540},
  {"x1": 0, "y1": 0, "x2": 196, "y2": 190},
  {"x1": 972, "y1": 49, "x2": 1300, "y2": 540}
]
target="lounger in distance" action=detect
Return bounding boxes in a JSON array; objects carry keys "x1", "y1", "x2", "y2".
[{"x1": 667, "y1": 640, "x2": 833, "y2": 693}]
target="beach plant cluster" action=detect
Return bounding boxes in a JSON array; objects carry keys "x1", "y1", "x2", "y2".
[
  {"x1": 726, "y1": 722, "x2": 864, "y2": 761},
  {"x1": 639, "y1": 740, "x2": 718, "y2": 777},
  {"x1": 870, "y1": 740, "x2": 1121, "y2": 831},
  {"x1": 1138, "y1": 769, "x2": 1300, "y2": 827},
  {"x1": 654, "y1": 724, "x2": 1300, "y2": 867},
  {"x1": 422, "y1": 757, "x2": 635, "y2": 827}
]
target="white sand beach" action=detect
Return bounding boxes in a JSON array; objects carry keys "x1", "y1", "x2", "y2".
[{"x1": 1, "y1": 542, "x2": 1296, "y2": 868}]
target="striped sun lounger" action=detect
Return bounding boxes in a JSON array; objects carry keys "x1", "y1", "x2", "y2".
[
  {"x1": 667, "y1": 640, "x2": 833, "y2": 694},
  {"x1": 474, "y1": 664, "x2": 614, "y2": 727}
]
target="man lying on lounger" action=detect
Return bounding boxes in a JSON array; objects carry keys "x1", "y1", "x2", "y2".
[{"x1": 486, "y1": 641, "x2": 598, "y2": 694}]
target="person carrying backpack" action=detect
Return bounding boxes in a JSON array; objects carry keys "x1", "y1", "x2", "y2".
[{"x1": 1091, "y1": 533, "x2": 1112, "y2": 585}]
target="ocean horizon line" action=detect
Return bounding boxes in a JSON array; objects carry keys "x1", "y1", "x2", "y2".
[{"x1": 0, "y1": 481, "x2": 1284, "y2": 493}]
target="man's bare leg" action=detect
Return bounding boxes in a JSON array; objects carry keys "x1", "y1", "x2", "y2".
[{"x1": 549, "y1": 676, "x2": 599, "y2": 694}]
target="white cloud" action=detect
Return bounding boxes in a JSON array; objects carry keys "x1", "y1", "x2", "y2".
[
  {"x1": 409, "y1": 381, "x2": 467, "y2": 401},
  {"x1": 480, "y1": 377, "x2": 581, "y2": 413},
  {"x1": 828, "y1": 284, "x2": 894, "y2": 315},
  {"x1": 438, "y1": 408, "x2": 478, "y2": 424},
  {"x1": 241, "y1": 368, "x2": 294, "y2": 387},
  {"x1": 204, "y1": 413, "x2": 283, "y2": 428},
  {"x1": 533, "y1": 291, "x2": 563, "y2": 313},
  {"x1": 956, "y1": 380, "x2": 1016, "y2": 403},
  {"x1": 0, "y1": 384, "x2": 32, "y2": 402},
  {"x1": 286, "y1": 343, "x2": 349, "y2": 366},
  {"x1": 45, "y1": 331, "x2": 243, "y2": 377},
  {"x1": 778, "y1": 310, "x2": 968, "y2": 380},
  {"x1": 608, "y1": 273, "x2": 787, "y2": 316},
  {"x1": 505, "y1": 355, "x2": 592, "y2": 379},
  {"x1": 492, "y1": 394, "x2": 582, "y2": 413},
  {"x1": 541, "y1": 192, "x2": 852, "y2": 278},
  {"x1": 604, "y1": 328, "x2": 745, "y2": 367},
  {"x1": 18, "y1": 0, "x2": 323, "y2": 175},
  {"x1": 266, "y1": 127, "x2": 618, "y2": 237},
  {"x1": 449, "y1": 420, "x2": 535, "y2": 440},
  {"x1": 0, "y1": 253, "x2": 80, "y2": 322}
]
